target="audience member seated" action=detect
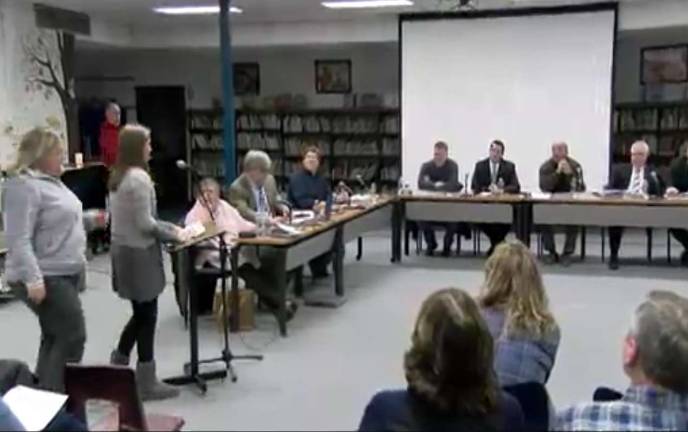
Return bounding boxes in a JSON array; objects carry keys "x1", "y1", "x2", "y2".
[
  {"x1": 478, "y1": 241, "x2": 560, "y2": 387},
  {"x1": 417, "y1": 141, "x2": 463, "y2": 257},
  {"x1": 358, "y1": 288, "x2": 524, "y2": 432},
  {"x1": 0, "y1": 399, "x2": 23, "y2": 431},
  {"x1": 0, "y1": 359, "x2": 86, "y2": 431},
  {"x1": 555, "y1": 290, "x2": 688, "y2": 431},
  {"x1": 184, "y1": 177, "x2": 255, "y2": 314}
]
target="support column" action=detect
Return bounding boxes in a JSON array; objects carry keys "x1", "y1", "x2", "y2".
[{"x1": 219, "y1": 0, "x2": 237, "y2": 184}]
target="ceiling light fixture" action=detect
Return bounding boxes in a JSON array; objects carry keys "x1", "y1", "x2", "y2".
[
  {"x1": 322, "y1": 0, "x2": 414, "y2": 9},
  {"x1": 153, "y1": 5, "x2": 243, "y2": 15}
]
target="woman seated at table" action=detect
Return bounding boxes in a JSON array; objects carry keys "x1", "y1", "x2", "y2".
[
  {"x1": 478, "y1": 241, "x2": 560, "y2": 386},
  {"x1": 184, "y1": 177, "x2": 255, "y2": 314},
  {"x1": 358, "y1": 288, "x2": 524, "y2": 432},
  {"x1": 287, "y1": 146, "x2": 333, "y2": 279}
]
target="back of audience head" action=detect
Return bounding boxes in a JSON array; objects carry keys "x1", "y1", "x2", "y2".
[
  {"x1": 624, "y1": 290, "x2": 688, "y2": 393},
  {"x1": 404, "y1": 288, "x2": 498, "y2": 416},
  {"x1": 479, "y1": 241, "x2": 557, "y2": 338}
]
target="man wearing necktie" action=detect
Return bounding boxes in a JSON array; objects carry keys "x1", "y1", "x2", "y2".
[
  {"x1": 606, "y1": 140, "x2": 664, "y2": 270},
  {"x1": 471, "y1": 140, "x2": 521, "y2": 256},
  {"x1": 229, "y1": 150, "x2": 297, "y2": 320},
  {"x1": 665, "y1": 140, "x2": 688, "y2": 266}
]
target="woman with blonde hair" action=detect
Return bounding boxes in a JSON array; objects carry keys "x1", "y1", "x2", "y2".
[
  {"x1": 107, "y1": 124, "x2": 187, "y2": 401},
  {"x1": 359, "y1": 288, "x2": 524, "y2": 431},
  {"x1": 3, "y1": 128, "x2": 105, "y2": 391},
  {"x1": 478, "y1": 241, "x2": 560, "y2": 386}
]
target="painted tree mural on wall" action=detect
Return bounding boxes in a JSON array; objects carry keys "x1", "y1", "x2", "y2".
[{"x1": 22, "y1": 30, "x2": 79, "y2": 156}]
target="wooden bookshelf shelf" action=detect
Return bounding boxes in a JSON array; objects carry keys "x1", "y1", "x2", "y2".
[
  {"x1": 188, "y1": 108, "x2": 401, "y2": 190},
  {"x1": 613, "y1": 101, "x2": 688, "y2": 164}
]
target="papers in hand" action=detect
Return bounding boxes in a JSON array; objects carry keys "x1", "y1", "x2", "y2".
[
  {"x1": 182, "y1": 222, "x2": 206, "y2": 239},
  {"x1": 3, "y1": 385, "x2": 67, "y2": 431}
]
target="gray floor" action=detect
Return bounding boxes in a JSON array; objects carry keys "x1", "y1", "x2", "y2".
[{"x1": 2, "y1": 229, "x2": 688, "y2": 430}]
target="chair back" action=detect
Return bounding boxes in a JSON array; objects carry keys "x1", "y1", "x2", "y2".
[
  {"x1": 503, "y1": 382, "x2": 550, "y2": 431},
  {"x1": 64, "y1": 364, "x2": 147, "y2": 431}
]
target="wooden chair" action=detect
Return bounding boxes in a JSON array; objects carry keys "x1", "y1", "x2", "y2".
[{"x1": 64, "y1": 364, "x2": 184, "y2": 431}]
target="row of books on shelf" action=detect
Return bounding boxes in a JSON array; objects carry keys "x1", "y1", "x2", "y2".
[
  {"x1": 614, "y1": 135, "x2": 685, "y2": 157},
  {"x1": 615, "y1": 107, "x2": 688, "y2": 132},
  {"x1": 236, "y1": 113, "x2": 281, "y2": 131},
  {"x1": 282, "y1": 114, "x2": 400, "y2": 134},
  {"x1": 194, "y1": 135, "x2": 402, "y2": 156},
  {"x1": 194, "y1": 155, "x2": 399, "y2": 183},
  {"x1": 237, "y1": 132, "x2": 281, "y2": 151}
]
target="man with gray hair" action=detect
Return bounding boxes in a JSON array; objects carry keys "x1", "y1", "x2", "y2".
[
  {"x1": 605, "y1": 140, "x2": 664, "y2": 270},
  {"x1": 228, "y1": 150, "x2": 297, "y2": 321},
  {"x1": 556, "y1": 290, "x2": 688, "y2": 430}
]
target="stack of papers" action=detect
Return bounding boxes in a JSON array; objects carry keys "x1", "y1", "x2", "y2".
[{"x1": 3, "y1": 385, "x2": 67, "y2": 431}]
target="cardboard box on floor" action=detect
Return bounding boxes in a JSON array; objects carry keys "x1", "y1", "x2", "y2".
[{"x1": 213, "y1": 289, "x2": 256, "y2": 332}]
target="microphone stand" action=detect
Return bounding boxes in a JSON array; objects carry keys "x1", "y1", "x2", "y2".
[{"x1": 167, "y1": 171, "x2": 262, "y2": 393}]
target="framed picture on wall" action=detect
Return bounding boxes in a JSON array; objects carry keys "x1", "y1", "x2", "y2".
[
  {"x1": 641, "y1": 45, "x2": 688, "y2": 84},
  {"x1": 315, "y1": 60, "x2": 352, "y2": 94},
  {"x1": 234, "y1": 63, "x2": 260, "y2": 95}
]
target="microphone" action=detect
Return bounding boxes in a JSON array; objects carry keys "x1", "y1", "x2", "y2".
[
  {"x1": 575, "y1": 165, "x2": 583, "y2": 191},
  {"x1": 176, "y1": 159, "x2": 201, "y2": 178},
  {"x1": 650, "y1": 171, "x2": 659, "y2": 195},
  {"x1": 355, "y1": 174, "x2": 367, "y2": 191}
]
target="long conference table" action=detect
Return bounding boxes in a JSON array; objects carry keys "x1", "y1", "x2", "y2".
[{"x1": 229, "y1": 192, "x2": 688, "y2": 336}]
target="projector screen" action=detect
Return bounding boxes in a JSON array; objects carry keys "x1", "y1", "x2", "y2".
[{"x1": 401, "y1": 7, "x2": 616, "y2": 192}]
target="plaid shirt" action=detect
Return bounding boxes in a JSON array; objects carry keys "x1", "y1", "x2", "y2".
[
  {"x1": 555, "y1": 385, "x2": 688, "y2": 431},
  {"x1": 481, "y1": 307, "x2": 560, "y2": 386}
]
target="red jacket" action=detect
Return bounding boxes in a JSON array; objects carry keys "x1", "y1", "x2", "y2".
[{"x1": 99, "y1": 121, "x2": 119, "y2": 167}]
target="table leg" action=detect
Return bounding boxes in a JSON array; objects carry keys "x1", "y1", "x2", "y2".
[
  {"x1": 392, "y1": 201, "x2": 403, "y2": 263},
  {"x1": 275, "y1": 251, "x2": 288, "y2": 337},
  {"x1": 334, "y1": 227, "x2": 344, "y2": 297}
]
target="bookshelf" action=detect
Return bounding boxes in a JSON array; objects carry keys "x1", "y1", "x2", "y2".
[
  {"x1": 613, "y1": 102, "x2": 688, "y2": 164},
  {"x1": 187, "y1": 108, "x2": 401, "y2": 191}
]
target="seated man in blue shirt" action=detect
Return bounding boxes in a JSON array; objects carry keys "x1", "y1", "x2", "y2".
[
  {"x1": 288, "y1": 146, "x2": 332, "y2": 278},
  {"x1": 555, "y1": 290, "x2": 688, "y2": 431},
  {"x1": 417, "y1": 141, "x2": 463, "y2": 257}
]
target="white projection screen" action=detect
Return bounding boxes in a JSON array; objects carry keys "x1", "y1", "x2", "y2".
[{"x1": 401, "y1": 6, "x2": 616, "y2": 192}]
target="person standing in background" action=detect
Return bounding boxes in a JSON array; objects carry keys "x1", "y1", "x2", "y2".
[
  {"x1": 416, "y1": 141, "x2": 463, "y2": 257},
  {"x1": 3, "y1": 128, "x2": 105, "y2": 392},
  {"x1": 99, "y1": 102, "x2": 121, "y2": 168},
  {"x1": 665, "y1": 140, "x2": 688, "y2": 266},
  {"x1": 107, "y1": 124, "x2": 187, "y2": 401},
  {"x1": 539, "y1": 141, "x2": 585, "y2": 266},
  {"x1": 288, "y1": 146, "x2": 332, "y2": 278},
  {"x1": 471, "y1": 140, "x2": 521, "y2": 256}
]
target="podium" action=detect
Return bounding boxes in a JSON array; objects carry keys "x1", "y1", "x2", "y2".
[{"x1": 163, "y1": 224, "x2": 262, "y2": 394}]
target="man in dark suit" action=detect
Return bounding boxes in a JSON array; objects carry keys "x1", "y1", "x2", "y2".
[
  {"x1": 471, "y1": 140, "x2": 521, "y2": 255},
  {"x1": 417, "y1": 141, "x2": 463, "y2": 257},
  {"x1": 665, "y1": 141, "x2": 688, "y2": 265},
  {"x1": 539, "y1": 141, "x2": 586, "y2": 266},
  {"x1": 606, "y1": 140, "x2": 665, "y2": 270}
]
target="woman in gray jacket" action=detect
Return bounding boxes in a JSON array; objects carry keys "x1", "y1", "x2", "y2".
[
  {"x1": 107, "y1": 124, "x2": 186, "y2": 401},
  {"x1": 3, "y1": 128, "x2": 104, "y2": 392}
]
